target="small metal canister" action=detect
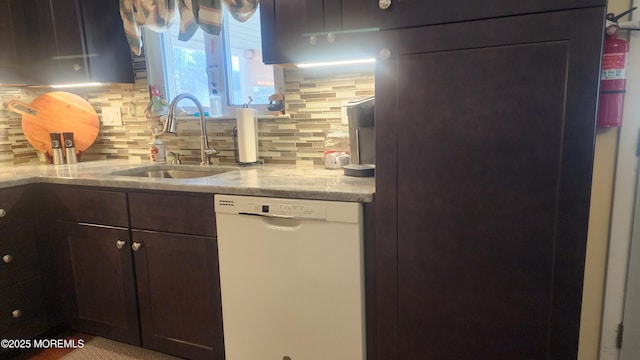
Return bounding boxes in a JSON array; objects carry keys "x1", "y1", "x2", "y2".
[
  {"x1": 50, "y1": 133, "x2": 64, "y2": 165},
  {"x1": 63, "y1": 132, "x2": 78, "y2": 164}
]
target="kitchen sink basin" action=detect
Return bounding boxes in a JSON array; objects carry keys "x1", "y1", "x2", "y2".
[{"x1": 108, "y1": 165, "x2": 237, "y2": 179}]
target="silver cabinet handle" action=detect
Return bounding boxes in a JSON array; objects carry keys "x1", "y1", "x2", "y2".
[
  {"x1": 132, "y1": 242, "x2": 142, "y2": 251},
  {"x1": 116, "y1": 240, "x2": 125, "y2": 249},
  {"x1": 3, "y1": 254, "x2": 12, "y2": 263},
  {"x1": 379, "y1": 48, "x2": 391, "y2": 60},
  {"x1": 309, "y1": 35, "x2": 317, "y2": 45},
  {"x1": 12, "y1": 309, "x2": 22, "y2": 318},
  {"x1": 379, "y1": 0, "x2": 391, "y2": 9},
  {"x1": 327, "y1": 32, "x2": 335, "y2": 43},
  {"x1": 73, "y1": 64, "x2": 82, "y2": 72},
  {"x1": 0, "y1": 209, "x2": 6, "y2": 217}
]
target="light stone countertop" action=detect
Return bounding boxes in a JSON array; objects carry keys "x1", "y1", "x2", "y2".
[{"x1": 0, "y1": 160, "x2": 375, "y2": 202}]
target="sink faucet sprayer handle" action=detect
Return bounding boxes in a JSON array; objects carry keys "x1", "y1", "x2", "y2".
[{"x1": 167, "y1": 152, "x2": 182, "y2": 165}]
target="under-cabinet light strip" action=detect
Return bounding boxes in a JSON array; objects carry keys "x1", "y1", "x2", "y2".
[
  {"x1": 50, "y1": 82, "x2": 104, "y2": 89},
  {"x1": 296, "y1": 58, "x2": 376, "y2": 68}
]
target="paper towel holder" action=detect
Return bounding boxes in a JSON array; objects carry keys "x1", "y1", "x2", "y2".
[{"x1": 233, "y1": 125, "x2": 263, "y2": 166}]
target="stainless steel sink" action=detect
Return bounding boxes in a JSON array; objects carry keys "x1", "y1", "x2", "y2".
[{"x1": 108, "y1": 165, "x2": 237, "y2": 179}]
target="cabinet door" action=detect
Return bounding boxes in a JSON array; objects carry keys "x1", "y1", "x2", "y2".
[
  {"x1": 373, "y1": 8, "x2": 604, "y2": 360},
  {"x1": 14, "y1": 0, "x2": 60, "y2": 84},
  {"x1": 5, "y1": 0, "x2": 36, "y2": 84},
  {"x1": 49, "y1": 0, "x2": 89, "y2": 83},
  {"x1": 133, "y1": 230, "x2": 224, "y2": 360},
  {"x1": 77, "y1": 0, "x2": 134, "y2": 83},
  {"x1": 55, "y1": 222, "x2": 140, "y2": 346},
  {"x1": 342, "y1": 0, "x2": 605, "y2": 31},
  {"x1": 0, "y1": 0, "x2": 24, "y2": 84},
  {"x1": 260, "y1": 0, "x2": 319, "y2": 64},
  {"x1": 0, "y1": 0, "x2": 14, "y2": 68}
]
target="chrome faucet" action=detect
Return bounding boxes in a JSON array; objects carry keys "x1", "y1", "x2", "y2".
[{"x1": 164, "y1": 93, "x2": 218, "y2": 165}]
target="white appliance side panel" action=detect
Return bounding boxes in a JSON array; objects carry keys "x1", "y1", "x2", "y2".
[{"x1": 216, "y1": 213, "x2": 365, "y2": 360}]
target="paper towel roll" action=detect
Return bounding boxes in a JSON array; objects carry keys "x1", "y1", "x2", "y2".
[{"x1": 236, "y1": 108, "x2": 258, "y2": 163}]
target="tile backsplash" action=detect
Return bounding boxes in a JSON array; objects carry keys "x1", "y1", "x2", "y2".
[{"x1": 0, "y1": 57, "x2": 374, "y2": 167}]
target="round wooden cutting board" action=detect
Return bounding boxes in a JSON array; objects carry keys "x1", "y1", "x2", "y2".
[{"x1": 7, "y1": 92, "x2": 99, "y2": 157}]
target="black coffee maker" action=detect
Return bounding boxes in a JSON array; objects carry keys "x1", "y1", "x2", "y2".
[{"x1": 343, "y1": 97, "x2": 375, "y2": 177}]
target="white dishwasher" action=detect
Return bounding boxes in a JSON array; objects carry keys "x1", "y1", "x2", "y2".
[{"x1": 214, "y1": 194, "x2": 365, "y2": 360}]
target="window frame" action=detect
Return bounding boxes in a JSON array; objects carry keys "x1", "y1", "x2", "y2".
[{"x1": 142, "y1": 13, "x2": 284, "y2": 117}]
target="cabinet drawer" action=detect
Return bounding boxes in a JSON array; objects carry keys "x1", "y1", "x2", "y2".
[
  {"x1": 0, "y1": 224, "x2": 39, "y2": 288},
  {"x1": 0, "y1": 278, "x2": 48, "y2": 340},
  {"x1": 0, "y1": 186, "x2": 32, "y2": 229},
  {"x1": 44, "y1": 186, "x2": 128, "y2": 227},
  {"x1": 129, "y1": 192, "x2": 215, "y2": 236}
]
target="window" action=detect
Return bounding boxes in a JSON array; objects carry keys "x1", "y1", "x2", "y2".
[{"x1": 144, "y1": 5, "x2": 281, "y2": 115}]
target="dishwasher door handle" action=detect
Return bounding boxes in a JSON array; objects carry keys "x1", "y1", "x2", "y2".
[
  {"x1": 264, "y1": 216, "x2": 303, "y2": 230},
  {"x1": 239, "y1": 212, "x2": 295, "y2": 220}
]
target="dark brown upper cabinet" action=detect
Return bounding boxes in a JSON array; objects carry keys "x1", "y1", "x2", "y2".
[
  {"x1": 11, "y1": 0, "x2": 134, "y2": 85},
  {"x1": 260, "y1": 0, "x2": 607, "y2": 64},
  {"x1": 260, "y1": 0, "x2": 379, "y2": 64}
]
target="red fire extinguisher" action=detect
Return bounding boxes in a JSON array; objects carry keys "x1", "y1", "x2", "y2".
[
  {"x1": 598, "y1": 34, "x2": 629, "y2": 127},
  {"x1": 598, "y1": 8, "x2": 636, "y2": 128}
]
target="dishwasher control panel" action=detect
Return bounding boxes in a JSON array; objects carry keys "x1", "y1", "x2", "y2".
[
  {"x1": 216, "y1": 195, "x2": 327, "y2": 220},
  {"x1": 243, "y1": 202, "x2": 326, "y2": 219},
  {"x1": 215, "y1": 194, "x2": 362, "y2": 223}
]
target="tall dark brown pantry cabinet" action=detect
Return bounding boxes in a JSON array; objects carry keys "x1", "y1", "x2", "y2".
[{"x1": 374, "y1": 7, "x2": 605, "y2": 360}]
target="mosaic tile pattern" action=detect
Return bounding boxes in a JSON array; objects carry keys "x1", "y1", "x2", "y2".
[{"x1": 0, "y1": 57, "x2": 374, "y2": 167}]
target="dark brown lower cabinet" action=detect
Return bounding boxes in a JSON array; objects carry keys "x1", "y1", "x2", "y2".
[
  {"x1": 132, "y1": 230, "x2": 224, "y2": 360},
  {"x1": 46, "y1": 188, "x2": 224, "y2": 360},
  {"x1": 53, "y1": 221, "x2": 140, "y2": 346},
  {"x1": 373, "y1": 7, "x2": 605, "y2": 360}
]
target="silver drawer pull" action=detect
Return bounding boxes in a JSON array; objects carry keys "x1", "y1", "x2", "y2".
[
  {"x1": 0, "y1": 209, "x2": 6, "y2": 217},
  {"x1": 3, "y1": 254, "x2": 12, "y2": 263},
  {"x1": 132, "y1": 242, "x2": 142, "y2": 251},
  {"x1": 116, "y1": 240, "x2": 125, "y2": 249},
  {"x1": 379, "y1": 0, "x2": 391, "y2": 9},
  {"x1": 12, "y1": 309, "x2": 22, "y2": 318}
]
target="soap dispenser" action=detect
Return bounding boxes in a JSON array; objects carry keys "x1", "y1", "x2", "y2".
[{"x1": 209, "y1": 86, "x2": 223, "y2": 117}]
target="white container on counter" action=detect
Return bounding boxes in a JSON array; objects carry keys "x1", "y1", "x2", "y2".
[{"x1": 150, "y1": 137, "x2": 166, "y2": 162}]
